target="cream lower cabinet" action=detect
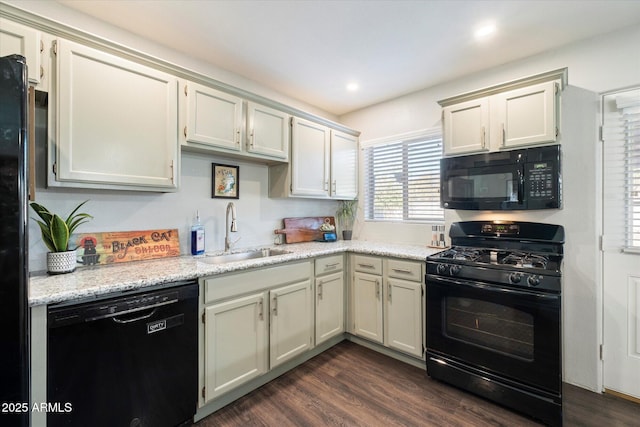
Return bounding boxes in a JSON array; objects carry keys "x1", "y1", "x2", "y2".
[
  {"x1": 203, "y1": 292, "x2": 268, "y2": 401},
  {"x1": 315, "y1": 255, "x2": 345, "y2": 345},
  {"x1": 351, "y1": 255, "x2": 424, "y2": 358},
  {"x1": 352, "y1": 255, "x2": 384, "y2": 344},
  {"x1": 200, "y1": 261, "x2": 313, "y2": 405},
  {"x1": 269, "y1": 280, "x2": 313, "y2": 369}
]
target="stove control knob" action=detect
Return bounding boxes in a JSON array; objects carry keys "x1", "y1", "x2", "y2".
[
  {"x1": 509, "y1": 272, "x2": 522, "y2": 284},
  {"x1": 437, "y1": 264, "x2": 448, "y2": 275},
  {"x1": 527, "y1": 276, "x2": 541, "y2": 287},
  {"x1": 449, "y1": 265, "x2": 461, "y2": 276}
]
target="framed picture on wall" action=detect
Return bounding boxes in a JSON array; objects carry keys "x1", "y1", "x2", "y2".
[{"x1": 212, "y1": 163, "x2": 239, "y2": 199}]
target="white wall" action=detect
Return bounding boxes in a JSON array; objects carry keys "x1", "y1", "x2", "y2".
[{"x1": 340, "y1": 25, "x2": 640, "y2": 392}]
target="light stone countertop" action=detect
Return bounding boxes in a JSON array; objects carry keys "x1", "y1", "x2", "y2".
[{"x1": 29, "y1": 240, "x2": 443, "y2": 307}]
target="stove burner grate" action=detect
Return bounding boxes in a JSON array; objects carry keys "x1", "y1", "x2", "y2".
[{"x1": 500, "y1": 251, "x2": 549, "y2": 269}]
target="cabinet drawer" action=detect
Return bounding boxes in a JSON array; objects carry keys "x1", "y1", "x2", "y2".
[
  {"x1": 203, "y1": 261, "x2": 311, "y2": 304},
  {"x1": 353, "y1": 255, "x2": 382, "y2": 275},
  {"x1": 315, "y1": 255, "x2": 343, "y2": 275},
  {"x1": 387, "y1": 259, "x2": 423, "y2": 282}
]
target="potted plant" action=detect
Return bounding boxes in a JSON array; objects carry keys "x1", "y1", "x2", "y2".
[
  {"x1": 30, "y1": 200, "x2": 93, "y2": 274},
  {"x1": 336, "y1": 199, "x2": 358, "y2": 240}
]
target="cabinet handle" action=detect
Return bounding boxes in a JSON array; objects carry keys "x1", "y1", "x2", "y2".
[
  {"x1": 481, "y1": 126, "x2": 486, "y2": 149},
  {"x1": 318, "y1": 282, "x2": 323, "y2": 300},
  {"x1": 184, "y1": 84, "x2": 188, "y2": 96},
  {"x1": 388, "y1": 282, "x2": 392, "y2": 303},
  {"x1": 236, "y1": 129, "x2": 241, "y2": 145},
  {"x1": 501, "y1": 123, "x2": 506, "y2": 147},
  {"x1": 324, "y1": 181, "x2": 329, "y2": 191},
  {"x1": 249, "y1": 129, "x2": 255, "y2": 148},
  {"x1": 258, "y1": 298, "x2": 264, "y2": 321},
  {"x1": 184, "y1": 126, "x2": 187, "y2": 138},
  {"x1": 375, "y1": 280, "x2": 380, "y2": 299},
  {"x1": 272, "y1": 296, "x2": 278, "y2": 316},
  {"x1": 358, "y1": 263, "x2": 375, "y2": 269},
  {"x1": 324, "y1": 262, "x2": 340, "y2": 270},
  {"x1": 332, "y1": 180, "x2": 337, "y2": 193},
  {"x1": 392, "y1": 268, "x2": 413, "y2": 275}
]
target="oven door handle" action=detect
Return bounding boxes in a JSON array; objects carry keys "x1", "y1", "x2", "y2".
[{"x1": 427, "y1": 275, "x2": 560, "y2": 300}]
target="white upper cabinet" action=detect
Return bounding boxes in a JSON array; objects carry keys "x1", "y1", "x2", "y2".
[
  {"x1": 269, "y1": 118, "x2": 358, "y2": 200},
  {"x1": 494, "y1": 81, "x2": 558, "y2": 149},
  {"x1": 52, "y1": 39, "x2": 179, "y2": 191},
  {"x1": 330, "y1": 130, "x2": 358, "y2": 199},
  {"x1": 0, "y1": 18, "x2": 42, "y2": 85},
  {"x1": 441, "y1": 73, "x2": 562, "y2": 156},
  {"x1": 182, "y1": 81, "x2": 243, "y2": 152},
  {"x1": 442, "y1": 98, "x2": 490, "y2": 155},
  {"x1": 247, "y1": 102, "x2": 289, "y2": 160},
  {"x1": 290, "y1": 117, "x2": 331, "y2": 198}
]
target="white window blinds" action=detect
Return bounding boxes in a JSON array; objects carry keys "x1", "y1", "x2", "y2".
[
  {"x1": 603, "y1": 88, "x2": 640, "y2": 251},
  {"x1": 363, "y1": 131, "x2": 444, "y2": 222}
]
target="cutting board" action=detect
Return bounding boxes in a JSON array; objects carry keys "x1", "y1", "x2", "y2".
[{"x1": 274, "y1": 216, "x2": 336, "y2": 243}]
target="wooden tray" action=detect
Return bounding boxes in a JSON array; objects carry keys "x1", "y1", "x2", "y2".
[{"x1": 274, "y1": 216, "x2": 336, "y2": 243}]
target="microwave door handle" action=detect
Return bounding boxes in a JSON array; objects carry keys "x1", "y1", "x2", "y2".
[{"x1": 517, "y1": 166, "x2": 525, "y2": 204}]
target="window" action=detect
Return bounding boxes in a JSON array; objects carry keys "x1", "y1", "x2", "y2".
[
  {"x1": 363, "y1": 130, "x2": 444, "y2": 222},
  {"x1": 603, "y1": 88, "x2": 640, "y2": 250}
]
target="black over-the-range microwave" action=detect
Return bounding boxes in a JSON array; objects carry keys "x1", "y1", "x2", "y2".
[{"x1": 440, "y1": 144, "x2": 561, "y2": 210}]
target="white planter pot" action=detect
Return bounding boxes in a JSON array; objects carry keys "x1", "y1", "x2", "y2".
[{"x1": 47, "y1": 250, "x2": 77, "y2": 274}]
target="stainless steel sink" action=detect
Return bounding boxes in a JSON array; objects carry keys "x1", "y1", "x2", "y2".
[{"x1": 200, "y1": 248, "x2": 291, "y2": 265}]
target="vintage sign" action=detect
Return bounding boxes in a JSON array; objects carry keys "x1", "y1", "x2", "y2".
[{"x1": 73, "y1": 229, "x2": 180, "y2": 266}]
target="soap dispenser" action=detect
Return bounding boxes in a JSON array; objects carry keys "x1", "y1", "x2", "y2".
[{"x1": 191, "y1": 210, "x2": 205, "y2": 256}]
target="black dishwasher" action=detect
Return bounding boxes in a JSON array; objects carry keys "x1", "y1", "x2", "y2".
[{"x1": 47, "y1": 281, "x2": 199, "y2": 427}]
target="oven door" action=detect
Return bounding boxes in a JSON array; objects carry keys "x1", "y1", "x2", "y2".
[
  {"x1": 426, "y1": 274, "x2": 560, "y2": 393},
  {"x1": 440, "y1": 151, "x2": 524, "y2": 210}
]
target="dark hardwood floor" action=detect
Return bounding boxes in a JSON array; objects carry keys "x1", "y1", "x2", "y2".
[{"x1": 195, "y1": 341, "x2": 640, "y2": 426}]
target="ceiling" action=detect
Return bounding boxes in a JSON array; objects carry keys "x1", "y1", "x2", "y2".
[{"x1": 55, "y1": 0, "x2": 640, "y2": 116}]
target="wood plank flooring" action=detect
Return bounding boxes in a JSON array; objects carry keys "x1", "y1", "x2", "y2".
[{"x1": 194, "y1": 341, "x2": 640, "y2": 426}]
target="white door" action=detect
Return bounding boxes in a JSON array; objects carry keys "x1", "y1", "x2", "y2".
[
  {"x1": 442, "y1": 98, "x2": 489, "y2": 155},
  {"x1": 203, "y1": 292, "x2": 268, "y2": 402},
  {"x1": 247, "y1": 102, "x2": 289, "y2": 160},
  {"x1": 269, "y1": 280, "x2": 313, "y2": 369},
  {"x1": 330, "y1": 130, "x2": 358, "y2": 199},
  {"x1": 290, "y1": 117, "x2": 330, "y2": 197},
  {"x1": 385, "y1": 278, "x2": 423, "y2": 357},
  {"x1": 184, "y1": 81, "x2": 243, "y2": 152},
  {"x1": 352, "y1": 272, "x2": 383, "y2": 344},
  {"x1": 494, "y1": 80, "x2": 558, "y2": 149},
  {"x1": 602, "y1": 88, "x2": 640, "y2": 399},
  {"x1": 315, "y1": 271, "x2": 345, "y2": 345}
]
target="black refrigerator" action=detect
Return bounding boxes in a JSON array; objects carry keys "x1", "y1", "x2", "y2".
[{"x1": 0, "y1": 54, "x2": 30, "y2": 427}]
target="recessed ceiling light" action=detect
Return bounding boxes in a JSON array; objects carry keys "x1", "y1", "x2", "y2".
[
  {"x1": 474, "y1": 23, "x2": 496, "y2": 40},
  {"x1": 346, "y1": 82, "x2": 359, "y2": 92}
]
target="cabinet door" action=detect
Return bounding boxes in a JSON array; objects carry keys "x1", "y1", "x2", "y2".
[
  {"x1": 203, "y1": 292, "x2": 268, "y2": 402},
  {"x1": 495, "y1": 81, "x2": 558, "y2": 149},
  {"x1": 352, "y1": 272, "x2": 383, "y2": 344},
  {"x1": 443, "y1": 98, "x2": 489, "y2": 156},
  {"x1": 0, "y1": 18, "x2": 41, "y2": 84},
  {"x1": 247, "y1": 102, "x2": 289, "y2": 160},
  {"x1": 315, "y1": 271, "x2": 344, "y2": 345},
  {"x1": 290, "y1": 117, "x2": 330, "y2": 197},
  {"x1": 385, "y1": 279, "x2": 423, "y2": 357},
  {"x1": 270, "y1": 280, "x2": 313, "y2": 369},
  {"x1": 184, "y1": 81, "x2": 242, "y2": 152},
  {"x1": 54, "y1": 39, "x2": 178, "y2": 190},
  {"x1": 330, "y1": 130, "x2": 358, "y2": 199}
]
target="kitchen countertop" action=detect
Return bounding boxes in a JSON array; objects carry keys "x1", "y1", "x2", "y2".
[{"x1": 29, "y1": 240, "x2": 442, "y2": 306}]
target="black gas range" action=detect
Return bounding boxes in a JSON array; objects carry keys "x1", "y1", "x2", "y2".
[{"x1": 426, "y1": 221, "x2": 564, "y2": 426}]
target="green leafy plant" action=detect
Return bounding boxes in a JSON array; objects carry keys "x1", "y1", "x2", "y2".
[
  {"x1": 336, "y1": 199, "x2": 358, "y2": 231},
  {"x1": 30, "y1": 201, "x2": 93, "y2": 252}
]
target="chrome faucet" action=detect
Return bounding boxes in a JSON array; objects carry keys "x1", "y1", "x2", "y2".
[{"x1": 224, "y1": 202, "x2": 238, "y2": 252}]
